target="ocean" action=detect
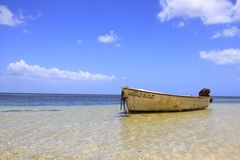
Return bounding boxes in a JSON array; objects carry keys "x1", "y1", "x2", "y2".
[{"x1": 0, "y1": 94, "x2": 240, "y2": 159}]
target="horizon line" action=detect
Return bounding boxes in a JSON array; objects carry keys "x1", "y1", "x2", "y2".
[
  {"x1": 0, "y1": 92, "x2": 239, "y2": 97},
  {"x1": 0, "y1": 92, "x2": 120, "y2": 96}
]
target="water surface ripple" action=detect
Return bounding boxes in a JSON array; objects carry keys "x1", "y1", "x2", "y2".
[{"x1": 0, "y1": 96, "x2": 240, "y2": 159}]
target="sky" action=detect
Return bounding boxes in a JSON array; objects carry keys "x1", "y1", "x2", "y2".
[{"x1": 1, "y1": 0, "x2": 240, "y2": 95}]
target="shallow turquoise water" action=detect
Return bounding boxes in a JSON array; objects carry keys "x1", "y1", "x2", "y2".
[{"x1": 0, "y1": 103, "x2": 240, "y2": 159}]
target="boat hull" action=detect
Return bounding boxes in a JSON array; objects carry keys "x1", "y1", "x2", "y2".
[{"x1": 121, "y1": 87, "x2": 211, "y2": 113}]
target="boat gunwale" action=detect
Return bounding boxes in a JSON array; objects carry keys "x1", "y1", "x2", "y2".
[{"x1": 122, "y1": 87, "x2": 210, "y2": 99}]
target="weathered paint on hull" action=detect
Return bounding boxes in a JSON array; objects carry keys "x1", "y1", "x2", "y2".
[{"x1": 122, "y1": 87, "x2": 211, "y2": 113}]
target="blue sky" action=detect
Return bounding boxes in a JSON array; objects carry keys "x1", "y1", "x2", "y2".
[{"x1": 1, "y1": 0, "x2": 240, "y2": 95}]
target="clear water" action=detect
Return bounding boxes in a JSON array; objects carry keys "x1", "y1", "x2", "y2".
[
  {"x1": 0, "y1": 94, "x2": 240, "y2": 159},
  {"x1": 0, "y1": 93, "x2": 120, "y2": 106}
]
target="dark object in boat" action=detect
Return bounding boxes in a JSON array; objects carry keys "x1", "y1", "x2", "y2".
[
  {"x1": 210, "y1": 97, "x2": 213, "y2": 103},
  {"x1": 199, "y1": 88, "x2": 211, "y2": 96}
]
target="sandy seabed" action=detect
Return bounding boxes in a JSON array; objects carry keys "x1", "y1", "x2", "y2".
[{"x1": 0, "y1": 104, "x2": 240, "y2": 160}]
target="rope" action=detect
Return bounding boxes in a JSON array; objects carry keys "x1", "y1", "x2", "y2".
[{"x1": 120, "y1": 90, "x2": 128, "y2": 113}]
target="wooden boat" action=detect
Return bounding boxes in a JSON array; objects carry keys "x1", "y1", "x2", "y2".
[{"x1": 120, "y1": 86, "x2": 212, "y2": 113}]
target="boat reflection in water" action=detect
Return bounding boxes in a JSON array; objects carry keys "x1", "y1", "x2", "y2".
[{"x1": 118, "y1": 109, "x2": 216, "y2": 159}]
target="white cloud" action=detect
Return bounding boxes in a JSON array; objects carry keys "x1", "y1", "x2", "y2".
[
  {"x1": 7, "y1": 60, "x2": 116, "y2": 81},
  {"x1": 0, "y1": 4, "x2": 41, "y2": 27},
  {"x1": 211, "y1": 32, "x2": 221, "y2": 39},
  {"x1": 77, "y1": 39, "x2": 83, "y2": 44},
  {"x1": 22, "y1": 29, "x2": 30, "y2": 34},
  {"x1": 18, "y1": 10, "x2": 42, "y2": 21},
  {"x1": 158, "y1": 0, "x2": 240, "y2": 25},
  {"x1": 177, "y1": 21, "x2": 185, "y2": 27},
  {"x1": 97, "y1": 30, "x2": 120, "y2": 43},
  {"x1": 211, "y1": 26, "x2": 240, "y2": 39},
  {"x1": 200, "y1": 48, "x2": 240, "y2": 65},
  {"x1": 0, "y1": 4, "x2": 24, "y2": 26},
  {"x1": 115, "y1": 43, "x2": 121, "y2": 48}
]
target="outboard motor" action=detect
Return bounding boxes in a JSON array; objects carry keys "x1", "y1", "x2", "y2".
[
  {"x1": 199, "y1": 88, "x2": 210, "y2": 96},
  {"x1": 199, "y1": 88, "x2": 213, "y2": 102}
]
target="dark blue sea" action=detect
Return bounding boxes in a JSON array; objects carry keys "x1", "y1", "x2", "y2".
[{"x1": 0, "y1": 93, "x2": 120, "y2": 106}]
